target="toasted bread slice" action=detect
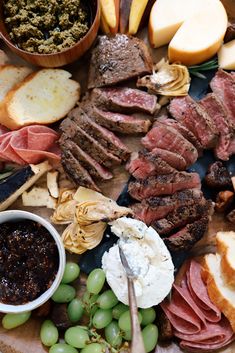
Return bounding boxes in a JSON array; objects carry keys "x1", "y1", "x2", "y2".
[
  {"x1": 0, "y1": 65, "x2": 32, "y2": 125},
  {"x1": 4, "y1": 69, "x2": 80, "y2": 130},
  {"x1": 217, "y1": 231, "x2": 235, "y2": 286},
  {"x1": 203, "y1": 253, "x2": 235, "y2": 331}
]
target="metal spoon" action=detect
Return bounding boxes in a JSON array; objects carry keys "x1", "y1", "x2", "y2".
[{"x1": 118, "y1": 244, "x2": 146, "y2": 353}]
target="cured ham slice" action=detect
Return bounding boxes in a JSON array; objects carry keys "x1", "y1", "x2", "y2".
[{"x1": 0, "y1": 125, "x2": 60, "y2": 165}]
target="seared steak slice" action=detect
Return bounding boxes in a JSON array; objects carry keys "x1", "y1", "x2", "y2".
[
  {"x1": 91, "y1": 87, "x2": 159, "y2": 115},
  {"x1": 199, "y1": 93, "x2": 234, "y2": 161},
  {"x1": 60, "y1": 118, "x2": 121, "y2": 168},
  {"x1": 169, "y1": 95, "x2": 218, "y2": 149},
  {"x1": 92, "y1": 107, "x2": 151, "y2": 134},
  {"x1": 127, "y1": 150, "x2": 176, "y2": 179},
  {"x1": 88, "y1": 34, "x2": 153, "y2": 88},
  {"x1": 151, "y1": 148, "x2": 187, "y2": 171},
  {"x1": 152, "y1": 200, "x2": 212, "y2": 236},
  {"x1": 163, "y1": 217, "x2": 209, "y2": 252},
  {"x1": 128, "y1": 172, "x2": 201, "y2": 200},
  {"x1": 69, "y1": 108, "x2": 130, "y2": 161},
  {"x1": 205, "y1": 161, "x2": 233, "y2": 189},
  {"x1": 60, "y1": 137, "x2": 113, "y2": 181},
  {"x1": 210, "y1": 69, "x2": 235, "y2": 128},
  {"x1": 61, "y1": 150, "x2": 99, "y2": 191},
  {"x1": 228, "y1": 136, "x2": 235, "y2": 155},
  {"x1": 142, "y1": 123, "x2": 198, "y2": 167},
  {"x1": 131, "y1": 189, "x2": 203, "y2": 225}
]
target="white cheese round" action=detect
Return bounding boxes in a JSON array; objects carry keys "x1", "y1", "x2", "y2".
[{"x1": 102, "y1": 217, "x2": 174, "y2": 308}]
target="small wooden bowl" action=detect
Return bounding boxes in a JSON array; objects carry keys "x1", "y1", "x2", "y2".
[{"x1": 0, "y1": 0, "x2": 100, "y2": 68}]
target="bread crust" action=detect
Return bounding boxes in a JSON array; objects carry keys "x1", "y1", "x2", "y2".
[{"x1": 217, "y1": 232, "x2": 235, "y2": 286}]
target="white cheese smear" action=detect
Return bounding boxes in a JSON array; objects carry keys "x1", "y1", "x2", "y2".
[{"x1": 102, "y1": 217, "x2": 174, "y2": 308}]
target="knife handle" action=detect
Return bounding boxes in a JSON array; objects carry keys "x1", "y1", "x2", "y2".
[{"x1": 127, "y1": 277, "x2": 146, "y2": 353}]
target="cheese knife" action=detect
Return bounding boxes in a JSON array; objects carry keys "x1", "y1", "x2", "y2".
[{"x1": 118, "y1": 244, "x2": 146, "y2": 353}]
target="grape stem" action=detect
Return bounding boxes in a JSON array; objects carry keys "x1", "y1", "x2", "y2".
[{"x1": 89, "y1": 329, "x2": 119, "y2": 353}]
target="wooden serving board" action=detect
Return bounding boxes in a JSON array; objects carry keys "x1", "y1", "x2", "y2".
[{"x1": 1, "y1": 1, "x2": 235, "y2": 351}]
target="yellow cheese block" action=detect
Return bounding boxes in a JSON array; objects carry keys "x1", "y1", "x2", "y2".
[
  {"x1": 168, "y1": 0, "x2": 227, "y2": 66},
  {"x1": 218, "y1": 39, "x2": 235, "y2": 70}
]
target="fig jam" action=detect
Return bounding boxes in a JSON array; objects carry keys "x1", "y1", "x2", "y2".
[{"x1": 0, "y1": 220, "x2": 59, "y2": 305}]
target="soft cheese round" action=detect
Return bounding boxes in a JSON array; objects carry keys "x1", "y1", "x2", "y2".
[{"x1": 102, "y1": 217, "x2": 174, "y2": 308}]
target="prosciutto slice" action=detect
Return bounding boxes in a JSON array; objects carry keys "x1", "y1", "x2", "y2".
[{"x1": 0, "y1": 125, "x2": 60, "y2": 165}]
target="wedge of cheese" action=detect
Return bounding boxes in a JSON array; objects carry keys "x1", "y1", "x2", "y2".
[
  {"x1": 218, "y1": 39, "x2": 235, "y2": 70},
  {"x1": 217, "y1": 231, "x2": 235, "y2": 286}
]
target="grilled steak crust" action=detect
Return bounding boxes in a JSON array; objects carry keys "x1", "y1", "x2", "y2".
[
  {"x1": 169, "y1": 95, "x2": 218, "y2": 149},
  {"x1": 163, "y1": 216, "x2": 209, "y2": 252},
  {"x1": 91, "y1": 87, "x2": 159, "y2": 115},
  {"x1": 69, "y1": 108, "x2": 130, "y2": 161},
  {"x1": 88, "y1": 34, "x2": 153, "y2": 89},
  {"x1": 127, "y1": 150, "x2": 176, "y2": 179},
  {"x1": 60, "y1": 118, "x2": 121, "y2": 168},
  {"x1": 205, "y1": 161, "x2": 233, "y2": 189},
  {"x1": 61, "y1": 150, "x2": 99, "y2": 191},
  {"x1": 151, "y1": 148, "x2": 187, "y2": 171},
  {"x1": 128, "y1": 172, "x2": 201, "y2": 201},
  {"x1": 142, "y1": 123, "x2": 198, "y2": 167}
]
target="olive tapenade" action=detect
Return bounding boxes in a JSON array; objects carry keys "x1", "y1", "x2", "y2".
[
  {"x1": 0, "y1": 220, "x2": 59, "y2": 305},
  {"x1": 3, "y1": 0, "x2": 89, "y2": 54}
]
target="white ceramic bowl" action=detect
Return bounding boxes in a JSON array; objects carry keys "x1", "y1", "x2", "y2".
[{"x1": 0, "y1": 210, "x2": 66, "y2": 313}]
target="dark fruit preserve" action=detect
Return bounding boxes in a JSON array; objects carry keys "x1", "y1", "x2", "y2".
[{"x1": 0, "y1": 220, "x2": 59, "y2": 305}]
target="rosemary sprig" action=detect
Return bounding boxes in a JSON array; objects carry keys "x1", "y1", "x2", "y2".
[{"x1": 188, "y1": 58, "x2": 218, "y2": 79}]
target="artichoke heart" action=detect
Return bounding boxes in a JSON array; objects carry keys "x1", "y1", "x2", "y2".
[{"x1": 51, "y1": 188, "x2": 77, "y2": 224}]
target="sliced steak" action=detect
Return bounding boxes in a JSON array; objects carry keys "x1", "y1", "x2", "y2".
[
  {"x1": 151, "y1": 148, "x2": 187, "y2": 171},
  {"x1": 91, "y1": 87, "x2": 159, "y2": 115},
  {"x1": 142, "y1": 123, "x2": 198, "y2": 167},
  {"x1": 228, "y1": 136, "x2": 235, "y2": 156},
  {"x1": 126, "y1": 150, "x2": 176, "y2": 179},
  {"x1": 152, "y1": 200, "x2": 212, "y2": 236},
  {"x1": 163, "y1": 217, "x2": 209, "y2": 252},
  {"x1": 131, "y1": 189, "x2": 203, "y2": 225},
  {"x1": 169, "y1": 95, "x2": 218, "y2": 149},
  {"x1": 61, "y1": 150, "x2": 99, "y2": 191},
  {"x1": 60, "y1": 137, "x2": 113, "y2": 181},
  {"x1": 91, "y1": 107, "x2": 151, "y2": 134},
  {"x1": 88, "y1": 34, "x2": 153, "y2": 88},
  {"x1": 205, "y1": 161, "x2": 233, "y2": 189},
  {"x1": 199, "y1": 93, "x2": 234, "y2": 160},
  {"x1": 69, "y1": 108, "x2": 130, "y2": 161},
  {"x1": 210, "y1": 69, "x2": 235, "y2": 128},
  {"x1": 128, "y1": 172, "x2": 201, "y2": 200},
  {"x1": 60, "y1": 118, "x2": 121, "y2": 168}
]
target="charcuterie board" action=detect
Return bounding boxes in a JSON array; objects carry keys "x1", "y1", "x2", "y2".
[{"x1": 1, "y1": 0, "x2": 235, "y2": 352}]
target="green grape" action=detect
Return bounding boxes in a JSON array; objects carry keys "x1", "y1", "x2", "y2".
[
  {"x1": 92, "y1": 308, "x2": 112, "y2": 329},
  {"x1": 80, "y1": 343, "x2": 103, "y2": 353},
  {"x1": 142, "y1": 324, "x2": 158, "y2": 353},
  {"x1": 105, "y1": 321, "x2": 122, "y2": 348},
  {"x1": 62, "y1": 263, "x2": 80, "y2": 284},
  {"x1": 118, "y1": 310, "x2": 142, "y2": 332},
  {"x1": 112, "y1": 303, "x2": 129, "y2": 320},
  {"x1": 40, "y1": 320, "x2": 58, "y2": 347},
  {"x1": 2, "y1": 312, "x2": 31, "y2": 329},
  {"x1": 65, "y1": 326, "x2": 89, "y2": 349},
  {"x1": 67, "y1": 298, "x2": 84, "y2": 323},
  {"x1": 87, "y1": 269, "x2": 105, "y2": 295},
  {"x1": 123, "y1": 330, "x2": 132, "y2": 341},
  {"x1": 52, "y1": 284, "x2": 76, "y2": 303},
  {"x1": 49, "y1": 343, "x2": 78, "y2": 353},
  {"x1": 139, "y1": 308, "x2": 156, "y2": 326},
  {"x1": 97, "y1": 290, "x2": 118, "y2": 309}
]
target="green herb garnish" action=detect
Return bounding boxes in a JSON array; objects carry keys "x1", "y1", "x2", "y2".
[{"x1": 188, "y1": 58, "x2": 218, "y2": 79}]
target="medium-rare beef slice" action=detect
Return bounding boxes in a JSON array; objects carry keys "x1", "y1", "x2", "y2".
[
  {"x1": 152, "y1": 200, "x2": 212, "y2": 236},
  {"x1": 91, "y1": 107, "x2": 151, "y2": 134},
  {"x1": 60, "y1": 118, "x2": 121, "y2": 168},
  {"x1": 163, "y1": 217, "x2": 209, "y2": 252},
  {"x1": 150, "y1": 148, "x2": 187, "y2": 171},
  {"x1": 90, "y1": 87, "x2": 159, "y2": 115},
  {"x1": 205, "y1": 161, "x2": 233, "y2": 189},
  {"x1": 142, "y1": 122, "x2": 198, "y2": 167},
  {"x1": 169, "y1": 95, "x2": 218, "y2": 149},
  {"x1": 128, "y1": 172, "x2": 201, "y2": 200},
  {"x1": 131, "y1": 189, "x2": 203, "y2": 225},
  {"x1": 69, "y1": 108, "x2": 130, "y2": 161},
  {"x1": 199, "y1": 93, "x2": 234, "y2": 161},
  {"x1": 210, "y1": 69, "x2": 235, "y2": 128},
  {"x1": 60, "y1": 137, "x2": 113, "y2": 181},
  {"x1": 88, "y1": 34, "x2": 153, "y2": 88},
  {"x1": 126, "y1": 150, "x2": 176, "y2": 179},
  {"x1": 61, "y1": 150, "x2": 99, "y2": 191}
]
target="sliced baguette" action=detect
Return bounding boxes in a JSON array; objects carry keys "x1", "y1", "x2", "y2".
[
  {"x1": 217, "y1": 231, "x2": 235, "y2": 286},
  {"x1": 4, "y1": 69, "x2": 80, "y2": 130},
  {"x1": 203, "y1": 253, "x2": 235, "y2": 332}
]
